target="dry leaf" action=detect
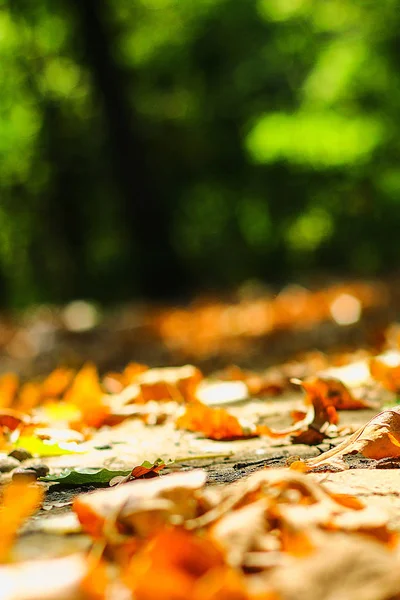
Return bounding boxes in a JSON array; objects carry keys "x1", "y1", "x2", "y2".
[
  {"x1": 41, "y1": 367, "x2": 75, "y2": 398},
  {"x1": 136, "y1": 365, "x2": 203, "y2": 403},
  {"x1": 0, "y1": 481, "x2": 44, "y2": 562},
  {"x1": 257, "y1": 386, "x2": 338, "y2": 445},
  {"x1": 305, "y1": 406, "x2": 400, "y2": 471},
  {"x1": 259, "y1": 534, "x2": 400, "y2": 600},
  {"x1": 123, "y1": 528, "x2": 226, "y2": 600},
  {"x1": 298, "y1": 376, "x2": 373, "y2": 410},
  {"x1": 176, "y1": 402, "x2": 255, "y2": 440},
  {"x1": 0, "y1": 373, "x2": 19, "y2": 409},
  {"x1": 74, "y1": 470, "x2": 207, "y2": 539},
  {"x1": 65, "y1": 363, "x2": 110, "y2": 429}
]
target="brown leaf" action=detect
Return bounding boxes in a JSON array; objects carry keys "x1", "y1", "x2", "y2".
[
  {"x1": 257, "y1": 386, "x2": 338, "y2": 445},
  {"x1": 305, "y1": 406, "x2": 400, "y2": 471},
  {"x1": 298, "y1": 376, "x2": 373, "y2": 410}
]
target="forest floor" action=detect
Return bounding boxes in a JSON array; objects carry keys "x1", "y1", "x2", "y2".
[{"x1": 3, "y1": 277, "x2": 400, "y2": 599}]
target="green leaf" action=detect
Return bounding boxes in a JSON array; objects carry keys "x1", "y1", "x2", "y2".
[
  {"x1": 40, "y1": 467, "x2": 131, "y2": 486},
  {"x1": 14, "y1": 435, "x2": 86, "y2": 457}
]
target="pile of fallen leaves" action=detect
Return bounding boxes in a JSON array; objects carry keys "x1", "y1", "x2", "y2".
[
  {"x1": 2, "y1": 468, "x2": 400, "y2": 599},
  {"x1": 4, "y1": 301, "x2": 400, "y2": 597}
]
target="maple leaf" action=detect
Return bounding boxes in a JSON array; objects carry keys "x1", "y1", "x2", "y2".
[
  {"x1": 176, "y1": 402, "x2": 255, "y2": 440},
  {"x1": 0, "y1": 480, "x2": 43, "y2": 562}
]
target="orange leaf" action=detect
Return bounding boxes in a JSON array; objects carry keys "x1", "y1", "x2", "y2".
[
  {"x1": 15, "y1": 382, "x2": 42, "y2": 412},
  {"x1": 41, "y1": 367, "x2": 75, "y2": 398},
  {"x1": 370, "y1": 356, "x2": 400, "y2": 393},
  {"x1": 0, "y1": 481, "x2": 43, "y2": 562},
  {"x1": 176, "y1": 402, "x2": 253, "y2": 440},
  {"x1": 299, "y1": 376, "x2": 372, "y2": 410},
  {"x1": 137, "y1": 366, "x2": 203, "y2": 403},
  {"x1": 65, "y1": 363, "x2": 110, "y2": 428},
  {"x1": 0, "y1": 373, "x2": 18, "y2": 409},
  {"x1": 123, "y1": 528, "x2": 225, "y2": 600}
]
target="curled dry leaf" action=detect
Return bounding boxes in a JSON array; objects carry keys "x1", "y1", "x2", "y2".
[
  {"x1": 304, "y1": 405, "x2": 400, "y2": 471},
  {"x1": 176, "y1": 402, "x2": 256, "y2": 440},
  {"x1": 189, "y1": 469, "x2": 392, "y2": 547},
  {"x1": 109, "y1": 458, "x2": 167, "y2": 487},
  {"x1": 257, "y1": 380, "x2": 340, "y2": 445},
  {"x1": 73, "y1": 470, "x2": 207, "y2": 539},
  {"x1": 297, "y1": 376, "x2": 374, "y2": 410}
]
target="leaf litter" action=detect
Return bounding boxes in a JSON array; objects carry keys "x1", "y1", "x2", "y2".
[{"x1": 3, "y1": 286, "x2": 400, "y2": 597}]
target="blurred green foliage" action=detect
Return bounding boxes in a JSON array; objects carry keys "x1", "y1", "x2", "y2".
[{"x1": 1, "y1": 0, "x2": 400, "y2": 306}]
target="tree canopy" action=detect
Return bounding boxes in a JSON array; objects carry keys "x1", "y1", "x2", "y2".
[{"x1": 1, "y1": 0, "x2": 399, "y2": 306}]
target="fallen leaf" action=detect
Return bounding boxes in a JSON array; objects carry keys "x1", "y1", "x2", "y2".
[
  {"x1": 123, "y1": 528, "x2": 226, "y2": 600},
  {"x1": 14, "y1": 382, "x2": 42, "y2": 412},
  {"x1": 109, "y1": 458, "x2": 168, "y2": 486},
  {"x1": 13, "y1": 434, "x2": 86, "y2": 457},
  {"x1": 263, "y1": 535, "x2": 400, "y2": 600},
  {"x1": 297, "y1": 376, "x2": 374, "y2": 410},
  {"x1": 257, "y1": 388, "x2": 338, "y2": 445},
  {"x1": 0, "y1": 409, "x2": 29, "y2": 432},
  {"x1": 0, "y1": 373, "x2": 19, "y2": 409},
  {"x1": 74, "y1": 470, "x2": 207, "y2": 539},
  {"x1": 305, "y1": 406, "x2": 400, "y2": 470},
  {"x1": 370, "y1": 353, "x2": 400, "y2": 393},
  {"x1": 41, "y1": 367, "x2": 76, "y2": 398},
  {"x1": 65, "y1": 363, "x2": 110, "y2": 428},
  {"x1": 0, "y1": 480, "x2": 43, "y2": 562},
  {"x1": 176, "y1": 402, "x2": 255, "y2": 440},
  {"x1": 136, "y1": 365, "x2": 203, "y2": 403},
  {"x1": 40, "y1": 467, "x2": 131, "y2": 486}
]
